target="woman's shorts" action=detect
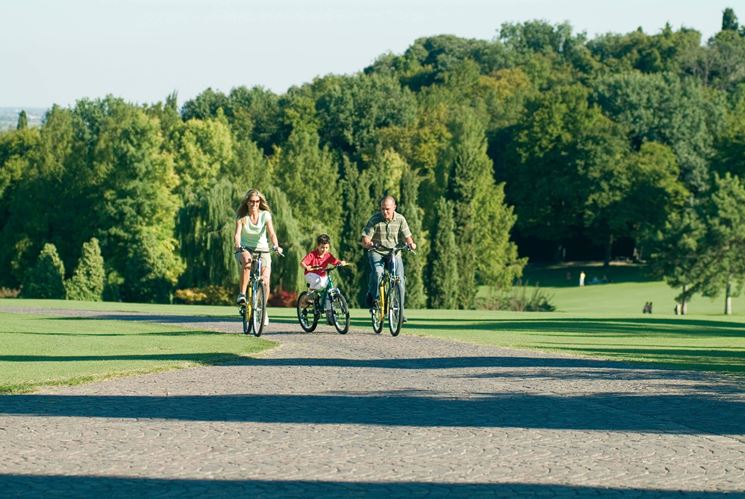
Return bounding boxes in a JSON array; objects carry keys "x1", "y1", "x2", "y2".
[{"x1": 234, "y1": 250, "x2": 271, "y2": 271}]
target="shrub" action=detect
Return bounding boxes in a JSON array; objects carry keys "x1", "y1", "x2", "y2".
[
  {"x1": 267, "y1": 288, "x2": 297, "y2": 307},
  {"x1": 65, "y1": 238, "x2": 105, "y2": 301},
  {"x1": 21, "y1": 243, "x2": 66, "y2": 299},
  {"x1": 0, "y1": 288, "x2": 20, "y2": 298},
  {"x1": 174, "y1": 285, "x2": 232, "y2": 305},
  {"x1": 478, "y1": 282, "x2": 555, "y2": 312}
]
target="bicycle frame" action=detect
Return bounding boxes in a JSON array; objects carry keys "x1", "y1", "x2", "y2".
[
  {"x1": 239, "y1": 248, "x2": 269, "y2": 337},
  {"x1": 296, "y1": 265, "x2": 350, "y2": 334},
  {"x1": 369, "y1": 243, "x2": 411, "y2": 336}
]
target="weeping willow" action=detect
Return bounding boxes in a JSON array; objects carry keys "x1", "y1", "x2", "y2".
[{"x1": 176, "y1": 179, "x2": 240, "y2": 288}]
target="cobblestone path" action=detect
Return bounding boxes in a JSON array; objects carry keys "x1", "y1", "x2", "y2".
[{"x1": 1, "y1": 309, "x2": 744, "y2": 497}]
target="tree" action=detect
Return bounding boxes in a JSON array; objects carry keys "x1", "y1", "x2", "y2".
[
  {"x1": 427, "y1": 199, "x2": 459, "y2": 309},
  {"x1": 722, "y1": 8, "x2": 739, "y2": 32},
  {"x1": 651, "y1": 174, "x2": 745, "y2": 314},
  {"x1": 592, "y1": 71, "x2": 726, "y2": 193},
  {"x1": 93, "y1": 104, "x2": 184, "y2": 302},
  {"x1": 263, "y1": 185, "x2": 305, "y2": 293},
  {"x1": 176, "y1": 179, "x2": 241, "y2": 289},
  {"x1": 338, "y1": 157, "x2": 374, "y2": 306},
  {"x1": 273, "y1": 123, "x2": 342, "y2": 241},
  {"x1": 21, "y1": 243, "x2": 66, "y2": 299},
  {"x1": 65, "y1": 237, "x2": 105, "y2": 301},
  {"x1": 16, "y1": 111, "x2": 28, "y2": 130},
  {"x1": 398, "y1": 166, "x2": 427, "y2": 308},
  {"x1": 696, "y1": 174, "x2": 745, "y2": 314}
]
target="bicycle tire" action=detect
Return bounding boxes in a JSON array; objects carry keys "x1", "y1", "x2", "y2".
[
  {"x1": 371, "y1": 280, "x2": 385, "y2": 334},
  {"x1": 251, "y1": 281, "x2": 266, "y2": 337},
  {"x1": 240, "y1": 304, "x2": 249, "y2": 335},
  {"x1": 388, "y1": 280, "x2": 403, "y2": 336},
  {"x1": 296, "y1": 291, "x2": 319, "y2": 333},
  {"x1": 330, "y1": 290, "x2": 350, "y2": 335}
]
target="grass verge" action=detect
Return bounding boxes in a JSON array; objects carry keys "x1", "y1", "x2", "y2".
[{"x1": 0, "y1": 310, "x2": 273, "y2": 394}]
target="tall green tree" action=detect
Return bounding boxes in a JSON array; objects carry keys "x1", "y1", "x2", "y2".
[
  {"x1": 338, "y1": 157, "x2": 374, "y2": 306},
  {"x1": 273, "y1": 123, "x2": 342, "y2": 241},
  {"x1": 94, "y1": 104, "x2": 184, "y2": 302},
  {"x1": 427, "y1": 199, "x2": 458, "y2": 309},
  {"x1": 398, "y1": 166, "x2": 427, "y2": 308},
  {"x1": 16, "y1": 111, "x2": 28, "y2": 130},
  {"x1": 177, "y1": 179, "x2": 241, "y2": 289},
  {"x1": 21, "y1": 243, "x2": 66, "y2": 299},
  {"x1": 65, "y1": 237, "x2": 105, "y2": 301}
]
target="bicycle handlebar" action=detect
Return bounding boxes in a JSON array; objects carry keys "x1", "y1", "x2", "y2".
[
  {"x1": 368, "y1": 243, "x2": 416, "y2": 255},
  {"x1": 308, "y1": 263, "x2": 347, "y2": 272}
]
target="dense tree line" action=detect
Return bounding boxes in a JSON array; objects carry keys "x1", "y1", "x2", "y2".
[{"x1": 2, "y1": 9, "x2": 745, "y2": 310}]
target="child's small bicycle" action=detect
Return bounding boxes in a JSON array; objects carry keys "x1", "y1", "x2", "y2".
[{"x1": 296, "y1": 265, "x2": 350, "y2": 334}]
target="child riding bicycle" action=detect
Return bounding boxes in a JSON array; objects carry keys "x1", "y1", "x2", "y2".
[{"x1": 299, "y1": 234, "x2": 347, "y2": 308}]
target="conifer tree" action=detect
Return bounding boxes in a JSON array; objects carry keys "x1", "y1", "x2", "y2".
[
  {"x1": 399, "y1": 166, "x2": 428, "y2": 308},
  {"x1": 427, "y1": 199, "x2": 459, "y2": 308},
  {"x1": 66, "y1": 237, "x2": 105, "y2": 301},
  {"x1": 338, "y1": 157, "x2": 374, "y2": 306},
  {"x1": 21, "y1": 243, "x2": 66, "y2": 299},
  {"x1": 16, "y1": 110, "x2": 28, "y2": 130}
]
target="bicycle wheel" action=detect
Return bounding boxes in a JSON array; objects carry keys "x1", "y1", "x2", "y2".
[
  {"x1": 329, "y1": 290, "x2": 350, "y2": 335},
  {"x1": 296, "y1": 291, "x2": 319, "y2": 333},
  {"x1": 240, "y1": 304, "x2": 249, "y2": 335},
  {"x1": 251, "y1": 281, "x2": 266, "y2": 337},
  {"x1": 371, "y1": 281, "x2": 385, "y2": 334},
  {"x1": 388, "y1": 281, "x2": 403, "y2": 337}
]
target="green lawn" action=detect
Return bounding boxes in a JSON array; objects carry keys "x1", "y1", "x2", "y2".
[
  {"x1": 396, "y1": 309, "x2": 745, "y2": 375},
  {"x1": 0, "y1": 308, "x2": 273, "y2": 394},
  {"x1": 3, "y1": 267, "x2": 745, "y2": 390}
]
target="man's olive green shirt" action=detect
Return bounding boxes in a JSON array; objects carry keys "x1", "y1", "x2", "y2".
[{"x1": 361, "y1": 212, "x2": 412, "y2": 248}]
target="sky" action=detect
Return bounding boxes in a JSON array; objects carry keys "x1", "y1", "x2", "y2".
[{"x1": 0, "y1": 0, "x2": 739, "y2": 109}]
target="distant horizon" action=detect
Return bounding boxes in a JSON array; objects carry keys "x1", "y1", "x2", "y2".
[{"x1": 1, "y1": 0, "x2": 739, "y2": 109}]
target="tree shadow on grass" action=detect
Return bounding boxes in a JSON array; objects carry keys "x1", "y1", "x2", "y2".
[
  {"x1": 0, "y1": 352, "x2": 248, "y2": 363},
  {"x1": 412, "y1": 316, "x2": 745, "y2": 335},
  {"x1": 0, "y1": 475, "x2": 737, "y2": 498}
]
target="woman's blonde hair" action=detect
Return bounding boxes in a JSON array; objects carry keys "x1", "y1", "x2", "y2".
[{"x1": 236, "y1": 188, "x2": 271, "y2": 218}]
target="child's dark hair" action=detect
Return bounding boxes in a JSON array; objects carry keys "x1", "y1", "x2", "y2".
[{"x1": 316, "y1": 233, "x2": 331, "y2": 245}]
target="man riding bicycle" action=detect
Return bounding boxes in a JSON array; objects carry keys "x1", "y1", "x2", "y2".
[{"x1": 360, "y1": 195, "x2": 417, "y2": 318}]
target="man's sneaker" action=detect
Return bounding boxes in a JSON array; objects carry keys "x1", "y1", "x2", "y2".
[
  {"x1": 369, "y1": 299, "x2": 379, "y2": 314},
  {"x1": 263, "y1": 311, "x2": 269, "y2": 326},
  {"x1": 236, "y1": 293, "x2": 246, "y2": 305},
  {"x1": 402, "y1": 316, "x2": 408, "y2": 324}
]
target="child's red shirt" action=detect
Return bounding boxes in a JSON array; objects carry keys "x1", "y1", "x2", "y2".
[{"x1": 301, "y1": 249, "x2": 341, "y2": 277}]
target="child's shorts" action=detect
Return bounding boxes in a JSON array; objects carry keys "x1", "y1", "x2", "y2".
[{"x1": 304, "y1": 272, "x2": 328, "y2": 290}]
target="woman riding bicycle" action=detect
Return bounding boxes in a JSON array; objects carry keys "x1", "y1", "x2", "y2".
[
  {"x1": 234, "y1": 189, "x2": 283, "y2": 324},
  {"x1": 360, "y1": 195, "x2": 417, "y2": 316}
]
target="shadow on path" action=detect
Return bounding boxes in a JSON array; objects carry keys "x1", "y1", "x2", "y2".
[
  {"x1": 1, "y1": 390, "x2": 743, "y2": 435},
  {"x1": 0, "y1": 475, "x2": 739, "y2": 498}
]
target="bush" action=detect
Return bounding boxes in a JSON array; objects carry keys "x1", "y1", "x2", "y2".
[
  {"x1": 21, "y1": 243, "x2": 66, "y2": 299},
  {"x1": 65, "y1": 238, "x2": 105, "y2": 301},
  {"x1": 478, "y1": 282, "x2": 555, "y2": 312},
  {"x1": 174, "y1": 285, "x2": 232, "y2": 305},
  {"x1": 0, "y1": 287, "x2": 20, "y2": 298},
  {"x1": 267, "y1": 288, "x2": 297, "y2": 307}
]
